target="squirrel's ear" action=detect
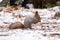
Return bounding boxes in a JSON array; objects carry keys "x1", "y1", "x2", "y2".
[{"x1": 35, "y1": 11, "x2": 38, "y2": 14}]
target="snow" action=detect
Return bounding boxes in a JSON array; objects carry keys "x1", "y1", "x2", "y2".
[
  {"x1": 0, "y1": 0, "x2": 2, "y2": 2},
  {"x1": 0, "y1": 6, "x2": 60, "y2": 40},
  {"x1": 0, "y1": 29, "x2": 48, "y2": 40}
]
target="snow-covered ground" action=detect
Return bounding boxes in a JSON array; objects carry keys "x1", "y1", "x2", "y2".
[{"x1": 0, "y1": 6, "x2": 60, "y2": 40}]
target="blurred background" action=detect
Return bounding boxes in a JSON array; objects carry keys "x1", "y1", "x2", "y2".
[{"x1": 0, "y1": 0, "x2": 60, "y2": 8}]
